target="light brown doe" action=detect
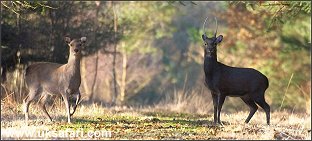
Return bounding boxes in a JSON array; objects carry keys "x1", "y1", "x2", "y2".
[{"x1": 23, "y1": 36, "x2": 86, "y2": 124}]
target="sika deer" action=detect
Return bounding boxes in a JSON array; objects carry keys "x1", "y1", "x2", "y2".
[
  {"x1": 202, "y1": 17, "x2": 270, "y2": 125},
  {"x1": 23, "y1": 37, "x2": 86, "y2": 124}
]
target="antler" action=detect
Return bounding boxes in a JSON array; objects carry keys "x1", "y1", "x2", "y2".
[
  {"x1": 203, "y1": 17, "x2": 218, "y2": 37},
  {"x1": 203, "y1": 16, "x2": 209, "y2": 36},
  {"x1": 214, "y1": 17, "x2": 218, "y2": 37}
]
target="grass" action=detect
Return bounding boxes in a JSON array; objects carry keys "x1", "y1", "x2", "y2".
[{"x1": 1, "y1": 102, "x2": 311, "y2": 140}]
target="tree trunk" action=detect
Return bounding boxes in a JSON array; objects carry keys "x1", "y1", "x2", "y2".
[
  {"x1": 112, "y1": 2, "x2": 118, "y2": 105},
  {"x1": 81, "y1": 57, "x2": 91, "y2": 101},
  {"x1": 90, "y1": 51, "x2": 99, "y2": 100},
  {"x1": 90, "y1": 2, "x2": 101, "y2": 101},
  {"x1": 120, "y1": 51, "x2": 127, "y2": 103}
]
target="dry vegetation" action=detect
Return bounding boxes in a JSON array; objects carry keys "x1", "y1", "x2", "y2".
[{"x1": 1, "y1": 97, "x2": 311, "y2": 140}]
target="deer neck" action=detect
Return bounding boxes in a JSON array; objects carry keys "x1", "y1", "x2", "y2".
[
  {"x1": 65, "y1": 54, "x2": 81, "y2": 76},
  {"x1": 204, "y1": 55, "x2": 218, "y2": 76}
]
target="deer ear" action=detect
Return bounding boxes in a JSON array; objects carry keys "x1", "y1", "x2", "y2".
[
  {"x1": 65, "y1": 37, "x2": 71, "y2": 44},
  {"x1": 81, "y1": 37, "x2": 87, "y2": 44},
  {"x1": 202, "y1": 34, "x2": 208, "y2": 41},
  {"x1": 216, "y1": 35, "x2": 223, "y2": 43}
]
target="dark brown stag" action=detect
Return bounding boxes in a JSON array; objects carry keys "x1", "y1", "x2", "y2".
[{"x1": 202, "y1": 17, "x2": 270, "y2": 125}]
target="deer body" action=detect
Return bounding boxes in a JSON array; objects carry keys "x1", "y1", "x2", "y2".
[
  {"x1": 26, "y1": 62, "x2": 81, "y2": 96},
  {"x1": 204, "y1": 61, "x2": 269, "y2": 97},
  {"x1": 202, "y1": 17, "x2": 270, "y2": 125},
  {"x1": 24, "y1": 37, "x2": 86, "y2": 124}
]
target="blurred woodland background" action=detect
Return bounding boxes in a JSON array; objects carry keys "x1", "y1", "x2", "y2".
[{"x1": 1, "y1": 1, "x2": 311, "y2": 114}]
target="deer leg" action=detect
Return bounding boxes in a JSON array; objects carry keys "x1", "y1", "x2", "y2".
[
  {"x1": 211, "y1": 93, "x2": 218, "y2": 125},
  {"x1": 70, "y1": 92, "x2": 81, "y2": 117},
  {"x1": 39, "y1": 94, "x2": 52, "y2": 122},
  {"x1": 61, "y1": 93, "x2": 71, "y2": 123},
  {"x1": 254, "y1": 96, "x2": 270, "y2": 125},
  {"x1": 23, "y1": 89, "x2": 40, "y2": 124},
  {"x1": 217, "y1": 94, "x2": 226, "y2": 125},
  {"x1": 241, "y1": 96, "x2": 258, "y2": 124}
]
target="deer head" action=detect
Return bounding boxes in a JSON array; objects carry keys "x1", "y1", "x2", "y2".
[
  {"x1": 202, "y1": 17, "x2": 223, "y2": 58},
  {"x1": 65, "y1": 37, "x2": 87, "y2": 57}
]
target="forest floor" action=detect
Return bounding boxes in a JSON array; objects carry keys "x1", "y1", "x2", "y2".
[{"x1": 1, "y1": 102, "x2": 311, "y2": 140}]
